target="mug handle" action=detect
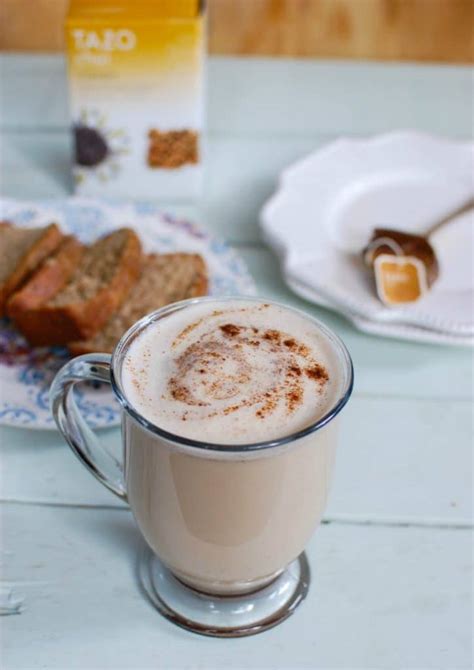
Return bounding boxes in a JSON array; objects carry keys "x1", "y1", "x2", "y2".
[{"x1": 50, "y1": 353, "x2": 127, "y2": 501}]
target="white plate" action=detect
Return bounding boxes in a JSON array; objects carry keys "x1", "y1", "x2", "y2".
[
  {"x1": 0, "y1": 198, "x2": 256, "y2": 430},
  {"x1": 260, "y1": 131, "x2": 474, "y2": 345},
  {"x1": 286, "y1": 276, "x2": 474, "y2": 347}
]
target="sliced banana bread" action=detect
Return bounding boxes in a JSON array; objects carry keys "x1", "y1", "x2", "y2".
[
  {"x1": 0, "y1": 222, "x2": 63, "y2": 317},
  {"x1": 69, "y1": 253, "x2": 208, "y2": 355},
  {"x1": 8, "y1": 236, "x2": 84, "y2": 323},
  {"x1": 15, "y1": 228, "x2": 142, "y2": 346}
]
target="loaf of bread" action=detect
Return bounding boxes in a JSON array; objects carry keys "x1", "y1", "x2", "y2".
[
  {"x1": 8, "y1": 235, "x2": 84, "y2": 324},
  {"x1": 69, "y1": 253, "x2": 208, "y2": 355},
  {"x1": 14, "y1": 228, "x2": 142, "y2": 346},
  {"x1": 0, "y1": 221, "x2": 63, "y2": 317}
]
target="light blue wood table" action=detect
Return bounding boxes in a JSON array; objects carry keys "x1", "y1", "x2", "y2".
[{"x1": 0, "y1": 54, "x2": 472, "y2": 670}]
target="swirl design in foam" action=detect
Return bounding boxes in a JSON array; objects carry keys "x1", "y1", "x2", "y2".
[
  {"x1": 123, "y1": 301, "x2": 338, "y2": 444},
  {"x1": 168, "y1": 321, "x2": 328, "y2": 421}
]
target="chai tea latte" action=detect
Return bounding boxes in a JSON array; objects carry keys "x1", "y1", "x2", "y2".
[{"x1": 120, "y1": 300, "x2": 349, "y2": 595}]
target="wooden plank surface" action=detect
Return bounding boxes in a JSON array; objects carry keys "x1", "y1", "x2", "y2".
[
  {"x1": 209, "y1": 0, "x2": 474, "y2": 64},
  {"x1": 1, "y1": 0, "x2": 473, "y2": 63},
  {"x1": 1, "y1": 55, "x2": 472, "y2": 137},
  {"x1": 1, "y1": 503, "x2": 471, "y2": 669}
]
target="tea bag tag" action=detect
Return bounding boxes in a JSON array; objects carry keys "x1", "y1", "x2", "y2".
[{"x1": 373, "y1": 254, "x2": 428, "y2": 305}]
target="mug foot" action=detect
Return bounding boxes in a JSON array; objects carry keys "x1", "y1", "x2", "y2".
[{"x1": 138, "y1": 546, "x2": 310, "y2": 637}]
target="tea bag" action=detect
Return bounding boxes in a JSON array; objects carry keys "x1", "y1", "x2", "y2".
[
  {"x1": 363, "y1": 198, "x2": 474, "y2": 306},
  {"x1": 363, "y1": 229, "x2": 437, "y2": 305}
]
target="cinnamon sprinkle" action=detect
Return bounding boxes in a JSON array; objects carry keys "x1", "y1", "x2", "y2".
[
  {"x1": 288, "y1": 364, "x2": 301, "y2": 377},
  {"x1": 305, "y1": 364, "x2": 329, "y2": 383},
  {"x1": 170, "y1": 382, "x2": 190, "y2": 402},
  {"x1": 263, "y1": 329, "x2": 281, "y2": 344},
  {"x1": 286, "y1": 388, "x2": 302, "y2": 411},
  {"x1": 220, "y1": 323, "x2": 241, "y2": 337}
]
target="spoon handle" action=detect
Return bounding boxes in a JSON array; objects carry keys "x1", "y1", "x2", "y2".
[{"x1": 425, "y1": 197, "x2": 474, "y2": 238}]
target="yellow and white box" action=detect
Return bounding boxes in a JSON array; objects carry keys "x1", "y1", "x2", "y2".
[{"x1": 66, "y1": 0, "x2": 205, "y2": 199}]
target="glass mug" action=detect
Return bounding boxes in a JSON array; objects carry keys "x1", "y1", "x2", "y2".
[{"x1": 50, "y1": 297, "x2": 353, "y2": 637}]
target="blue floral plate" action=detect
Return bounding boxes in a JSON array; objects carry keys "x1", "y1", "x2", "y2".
[{"x1": 0, "y1": 198, "x2": 256, "y2": 429}]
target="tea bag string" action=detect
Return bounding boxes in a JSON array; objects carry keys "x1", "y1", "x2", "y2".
[{"x1": 364, "y1": 236, "x2": 405, "y2": 258}]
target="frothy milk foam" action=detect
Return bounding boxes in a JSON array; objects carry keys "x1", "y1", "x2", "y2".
[{"x1": 123, "y1": 300, "x2": 342, "y2": 444}]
